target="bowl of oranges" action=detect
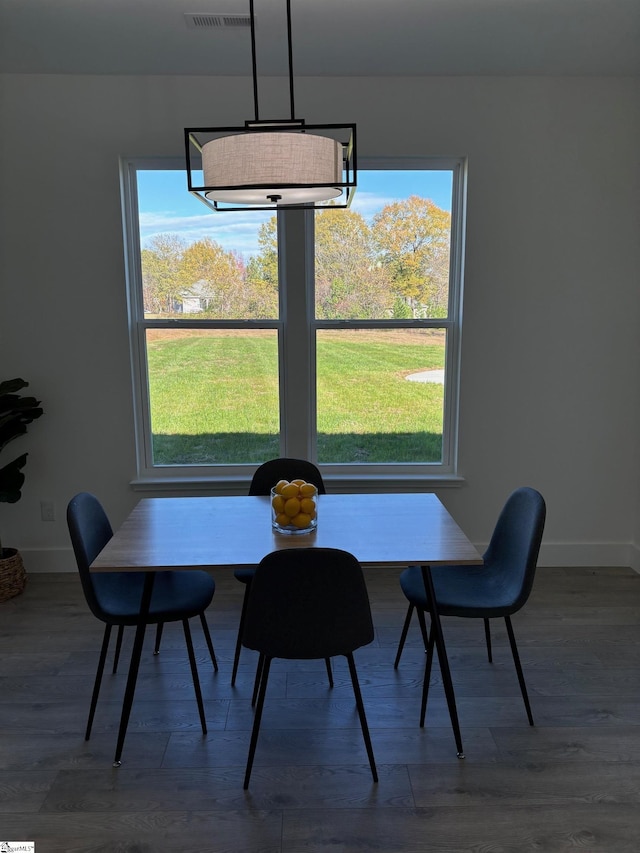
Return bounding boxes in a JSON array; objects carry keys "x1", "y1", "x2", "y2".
[{"x1": 271, "y1": 479, "x2": 318, "y2": 535}]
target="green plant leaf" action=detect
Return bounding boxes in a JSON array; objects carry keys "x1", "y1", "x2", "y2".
[
  {"x1": 0, "y1": 378, "x2": 43, "y2": 506},
  {"x1": 0, "y1": 378, "x2": 28, "y2": 397},
  {"x1": 0, "y1": 419, "x2": 28, "y2": 454},
  {"x1": 0, "y1": 453, "x2": 27, "y2": 503}
]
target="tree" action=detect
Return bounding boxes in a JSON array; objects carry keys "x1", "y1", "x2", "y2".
[
  {"x1": 179, "y1": 238, "x2": 245, "y2": 317},
  {"x1": 141, "y1": 234, "x2": 188, "y2": 314},
  {"x1": 314, "y1": 209, "x2": 390, "y2": 319},
  {"x1": 372, "y1": 196, "x2": 451, "y2": 316},
  {"x1": 245, "y1": 216, "x2": 278, "y2": 318}
]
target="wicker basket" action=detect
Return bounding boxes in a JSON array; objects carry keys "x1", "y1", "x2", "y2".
[{"x1": 0, "y1": 548, "x2": 26, "y2": 602}]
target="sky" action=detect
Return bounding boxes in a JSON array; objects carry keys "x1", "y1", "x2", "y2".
[{"x1": 137, "y1": 168, "x2": 454, "y2": 260}]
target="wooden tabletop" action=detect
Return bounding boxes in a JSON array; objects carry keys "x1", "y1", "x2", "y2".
[{"x1": 91, "y1": 493, "x2": 482, "y2": 572}]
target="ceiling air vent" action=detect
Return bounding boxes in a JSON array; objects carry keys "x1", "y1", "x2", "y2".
[{"x1": 185, "y1": 13, "x2": 251, "y2": 29}]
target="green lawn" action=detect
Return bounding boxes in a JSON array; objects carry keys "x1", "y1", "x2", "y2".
[{"x1": 147, "y1": 330, "x2": 445, "y2": 464}]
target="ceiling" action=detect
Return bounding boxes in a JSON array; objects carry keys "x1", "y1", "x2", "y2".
[{"x1": 1, "y1": 0, "x2": 638, "y2": 77}]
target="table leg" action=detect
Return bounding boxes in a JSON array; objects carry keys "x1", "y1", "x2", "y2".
[
  {"x1": 419, "y1": 564, "x2": 465, "y2": 758},
  {"x1": 112, "y1": 571, "x2": 155, "y2": 767}
]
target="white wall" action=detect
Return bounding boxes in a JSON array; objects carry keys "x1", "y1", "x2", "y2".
[{"x1": 1, "y1": 74, "x2": 639, "y2": 571}]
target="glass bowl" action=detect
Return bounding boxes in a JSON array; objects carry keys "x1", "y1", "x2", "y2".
[{"x1": 271, "y1": 485, "x2": 318, "y2": 535}]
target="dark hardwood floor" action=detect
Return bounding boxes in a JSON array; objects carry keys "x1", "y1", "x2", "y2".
[{"x1": 1, "y1": 565, "x2": 639, "y2": 852}]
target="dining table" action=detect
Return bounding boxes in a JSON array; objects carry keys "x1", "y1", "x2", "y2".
[{"x1": 91, "y1": 492, "x2": 483, "y2": 765}]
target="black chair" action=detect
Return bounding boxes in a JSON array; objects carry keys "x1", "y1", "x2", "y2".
[
  {"x1": 231, "y1": 457, "x2": 326, "y2": 686},
  {"x1": 241, "y1": 547, "x2": 378, "y2": 788},
  {"x1": 394, "y1": 486, "x2": 546, "y2": 727},
  {"x1": 67, "y1": 492, "x2": 218, "y2": 750}
]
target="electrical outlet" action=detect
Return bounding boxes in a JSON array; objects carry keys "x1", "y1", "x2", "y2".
[{"x1": 40, "y1": 500, "x2": 56, "y2": 522}]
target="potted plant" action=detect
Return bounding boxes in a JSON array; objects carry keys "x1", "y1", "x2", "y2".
[{"x1": 0, "y1": 378, "x2": 44, "y2": 601}]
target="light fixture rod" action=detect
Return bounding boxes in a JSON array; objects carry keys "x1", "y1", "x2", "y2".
[
  {"x1": 249, "y1": 0, "x2": 297, "y2": 123},
  {"x1": 249, "y1": 0, "x2": 260, "y2": 121},
  {"x1": 285, "y1": 0, "x2": 296, "y2": 120}
]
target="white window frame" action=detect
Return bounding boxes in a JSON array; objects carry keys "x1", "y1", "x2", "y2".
[{"x1": 120, "y1": 156, "x2": 467, "y2": 493}]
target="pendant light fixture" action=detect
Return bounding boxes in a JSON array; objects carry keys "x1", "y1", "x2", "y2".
[{"x1": 185, "y1": 0, "x2": 356, "y2": 211}]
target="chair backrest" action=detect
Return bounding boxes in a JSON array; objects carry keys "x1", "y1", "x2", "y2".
[
  {"x1": 242, "y1": 547, "x2": 374, "y2": 660},
  {"x1": 249, "y1": 457, "x2": 326, "y2": 496},
  {"x1": 67, "y1": 492, "x2": 114, "y2": 620},
  {"x1": 483, "y1": 486, "x2": 546, "y2": 612}
]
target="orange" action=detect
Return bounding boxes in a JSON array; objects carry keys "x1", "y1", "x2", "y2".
[
  {"x1": 281, "y1": 483, "x2": 300, "y2": 500},
  {"x1": 291, "y1": 512, "x2": 312, "y2": 528},
  {"x1": 274, "y1": 479, "x2": 289, "y2": 495},
  {"x1": 284, "y1": 497, "x2": 301, "y2": 517},
  {"x1": 272, "y1": 494, "x2": 286, "y2": 514},
  {"x1": 300, "y1": 497, "x2": 316, "y2": 515}
]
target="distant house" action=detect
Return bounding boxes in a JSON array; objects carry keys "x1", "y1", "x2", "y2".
[{"x1": 179, "y1": 280, "x2": 215, "y2": 314}]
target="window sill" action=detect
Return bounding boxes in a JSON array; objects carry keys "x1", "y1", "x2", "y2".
[{"x1": 130, "y1": 473, "x2": 466, "y2": 495}]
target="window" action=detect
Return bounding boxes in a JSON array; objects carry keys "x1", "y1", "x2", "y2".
[{"x1": 121, "y1": 158, "x2": 466, "y2": 489}]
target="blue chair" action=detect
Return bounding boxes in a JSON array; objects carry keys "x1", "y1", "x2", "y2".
[
  {"x1": 231, "y1": 457, "x2": 326, "y2": 686},
  {"x1": 394, "y1": 487, "x2": 546, "y2": 727},
  {"x1": 67, "y1": 492, "x2": 218, "y2": 746},
  {"x1": 241, "y1": 547, "x2": 377, "y2": 788}
]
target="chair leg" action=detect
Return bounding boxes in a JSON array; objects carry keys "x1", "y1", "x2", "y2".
[
  {"x1": 232, "y1": 585, "x2": 251, "y2": 686},
  {"x1": 200, "y1": 612, "x2": 219, "y2": 672},
  {"x1": 394, "y1": 603, "x2": 414, "y2": 669},
  {"x1": 416, "y1": 608, "x2": 429, "y2": 649},
  {"x1": 154, "y1": 622, "x2": 164, "y2": 655},
  {"x1": 484, "y1": 618, "x2": 492, "y2": 663},
  {"x1": 86, "y1": 624, "x2": 112, "y2": 740},
  {"x1": 251, "y1": 653, "x2": 265, "y2": 707},
  {"x1": 183, "y1": 619, "x2": 207, "y2": 735},
  {"x1": 244, "y1": 656, "x2": 272, "y2": 789},
  {"x1": 419, "y1": 628, "x2": 436, "y2": 728},
  {"x1": 346, "y1": 652, "x2": 378, "y2": 783},
  {"x1": 325, "y1": 658, "x2": 334, "y2": 688},
  {"x1": 505, "y1": 615, "x2": 534, "y2": 726},
  {"x1": 112, "y1": 625, "x2": 124, "y2": 674}
]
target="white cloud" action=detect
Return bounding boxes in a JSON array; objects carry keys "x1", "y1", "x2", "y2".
[
  {"x1": 139, "y1": 210, "x2": 272, "y2": 258},
  {"x1": 350, "y1": 191, "x2": 399, "y2": 220}
]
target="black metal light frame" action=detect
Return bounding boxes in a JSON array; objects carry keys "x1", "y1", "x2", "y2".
[{"x1": 184, "y1": 0, "x2": 357, "y2": 212}]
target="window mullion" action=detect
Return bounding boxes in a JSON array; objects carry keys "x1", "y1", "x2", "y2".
[{"x1": 278, "y1": 208, "x2": 315, "y2": 460}]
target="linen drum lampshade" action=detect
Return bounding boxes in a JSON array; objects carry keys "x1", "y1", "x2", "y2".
[{"x1": 202, "y1": 132, "x2": 343, "y2": 205}]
